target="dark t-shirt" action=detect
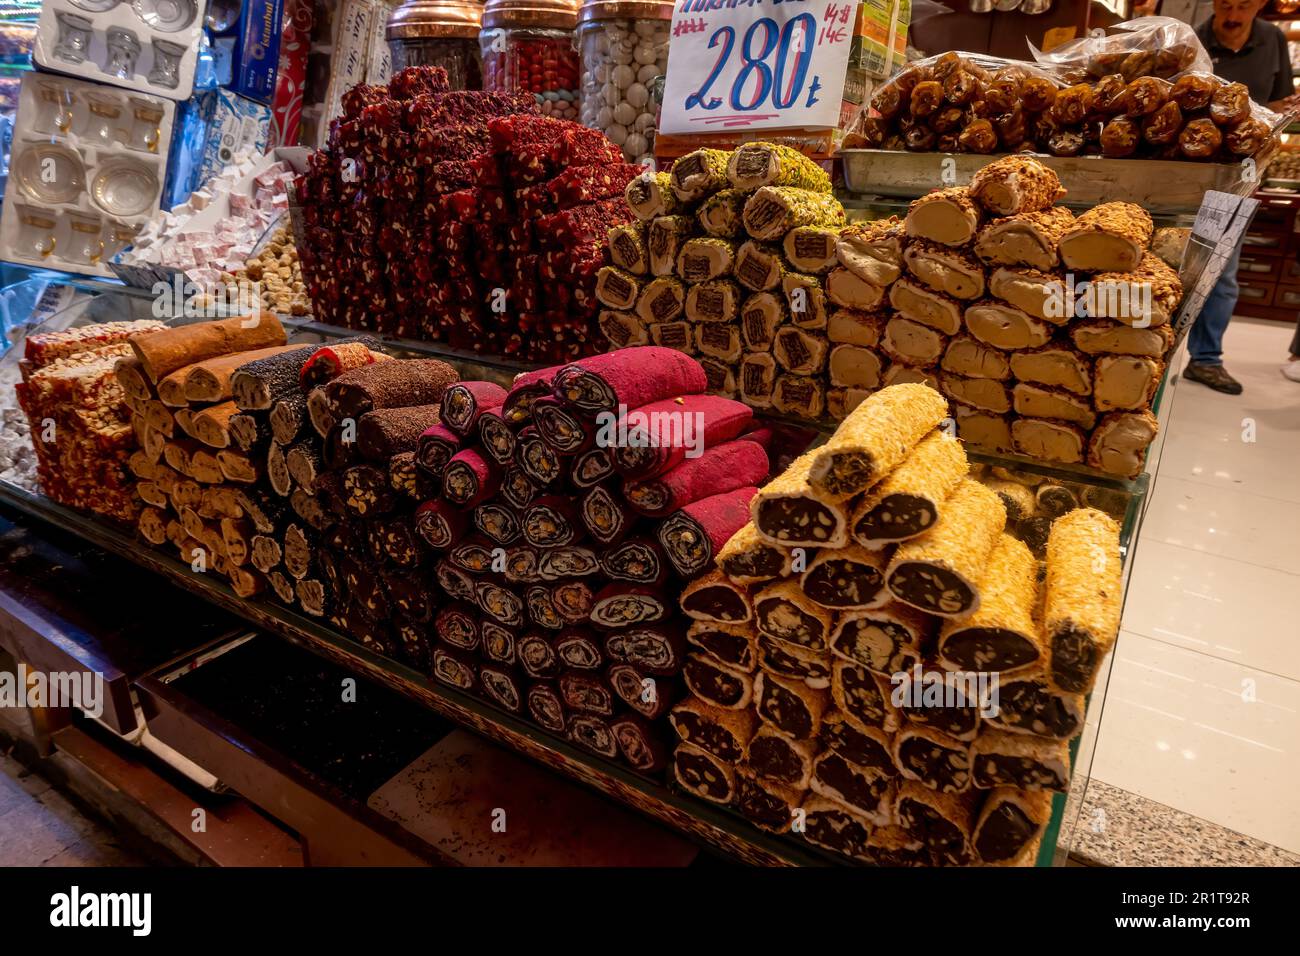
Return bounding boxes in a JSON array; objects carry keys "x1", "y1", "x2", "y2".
[{"x1": 1196, "y1": 18, "x2": 1295, "y2": 103}]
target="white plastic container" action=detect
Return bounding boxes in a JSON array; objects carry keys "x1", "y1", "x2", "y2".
[
  {"x1": 0, "y1": 71, "x2": 176, "y2": 278},
  {"x1": 33, "y1": 0, "x2": 208, "y2": 101}
]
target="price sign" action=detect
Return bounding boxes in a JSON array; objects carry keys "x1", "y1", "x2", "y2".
[{"x1": 659, "y1": 0, "x2": 856, "y2": 135}]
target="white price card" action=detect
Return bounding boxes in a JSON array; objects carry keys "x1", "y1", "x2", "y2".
[{"x1": 659, "y1": 0, "x2": 856, "y2": 135}]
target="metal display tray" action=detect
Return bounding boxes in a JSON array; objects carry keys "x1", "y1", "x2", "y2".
[{"x1": 840, "y1": 149, "x2": 1254, "y2": 214}]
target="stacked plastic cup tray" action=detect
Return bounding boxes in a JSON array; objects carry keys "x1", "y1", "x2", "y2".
[
  {"x1": 33, "y1": 0, "x2": 208, "y2": 101},
  {"x1": 0, "y1": 71, "x2": 175, "y2": 278}
]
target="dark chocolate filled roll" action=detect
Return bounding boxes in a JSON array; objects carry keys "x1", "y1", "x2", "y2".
[
  {"x1": 669, "y1": 697, "x2": 755, "y2": 762},
  {"x1": 326, "y1": 358, "x2": 459, "y2": 420},
  {"x1": 385, "y1": 570, "x2": 433, "y2": 622},
  {"x1": 895, "y1": 779, "x2": 976, "y2": 866},
  {"x1": 810, "y1": 750, "x2": 892, "y2": 819},
  {"x1": 686, "y1": 622, "x2": 757, "y2": 672},
  {"x1": 986, "y1": 671, "x2": 1084, "y2": 740},
  {"x1": 672, "y1": 742, "x2": 737, "y2": 804},
  {"x1": 758, "y1": 636, "x2": 833, "y2": 686},
  {"x1": 394, "y1": 620, "x2": 432, "y2": 673},
  {"x1": 973, "y1": 787, "x2": 1051, "y2": 865},
  {"x1": 735, "y1": 770, "x2": 802, "y2": 834},
  {"x1": 895, "y1": 725, "x2": 973, "y2": 794},
  {"x1": 527, "y1": 681, "x2": 567, "y2": 733},
  {"x1": 828, "y1": 602, "x2": 931, "y2": 675},
  {"x1": 756, "y1": 671, "x2": 831, "y2": 740},
  {"x1": 745, "y1": 724, "x2": 816, "y2": 789},
  {"x1": 819, "y1": 709, "x2": 896, "y2": 773},
  {"x1": 801, "y1": 546, "x2": 889, "y2": 610},
  {"x1": 683, "y1": 653, "x2": 754, "y2": 711},
  {"x1": 680, "y1": 571, "x2": 752, "y2": 624},
  {"x1": 753, "y1": 579, "x2": 834, "y2": 652},
  {"x1": 342, "y1": 463, "x2": 396, "y2": 517},
  {"x1": 894, "y1": 667, "x2": 983, "y2": 742},
  {"x1": 801, "y1": 796, "x2": 874, "y2": 862}
]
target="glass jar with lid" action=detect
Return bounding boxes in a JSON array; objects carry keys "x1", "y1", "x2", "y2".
[
  {"x1": 576, "y1": 1, "x2": 671, "y2": 165},
  {"x1": 479, "y1": 0, "x2": 580, "y2": 121},
  {"x1": 386, "y1": 0, "x2": 485, "y2": 90}
]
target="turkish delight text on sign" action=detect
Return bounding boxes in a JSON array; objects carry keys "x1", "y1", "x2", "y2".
[{"x1": 660, "y1": 0, "x2": 856, "y2": 134}]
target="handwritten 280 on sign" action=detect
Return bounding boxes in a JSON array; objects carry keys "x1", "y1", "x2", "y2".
[{"x1": 659, "y1": 0, "x2": 856, "y2": 134}]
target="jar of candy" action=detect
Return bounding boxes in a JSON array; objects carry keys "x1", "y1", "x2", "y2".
[
  {"x1": 386, "y1": 0, "x2": 485, "y2": 90},
  {"x1": 480, "y1": 0, "x2": 580, "y2": 120},
  {"x1": 576, "y1": 1, "x2": 671, "y2": 165}
]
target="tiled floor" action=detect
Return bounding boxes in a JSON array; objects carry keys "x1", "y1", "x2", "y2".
[
  {"x1": 1090, "y1": 315, "x2": 1300, "y2": 856},
  {"x1": 0, "y1": 751, "x2": 143, "y2": 866}
]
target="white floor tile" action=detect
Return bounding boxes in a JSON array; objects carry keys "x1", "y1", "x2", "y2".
[{"x1": 1091, "y1": 631, "x2": 1300, "y2": 855}]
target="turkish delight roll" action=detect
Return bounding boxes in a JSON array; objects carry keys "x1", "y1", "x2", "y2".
[
  {"x1": 850, "y1": 430, "x2": 968, "y2": 547},
  {"x1": 973, "y1": 787, "x2": 1052, "y2": 865},
  {"x1": 673, "y1": 742, "x2": 737, "y2": 805},
  {"x1": 1044, "y1": 507, "x2": 1122, "y2": 692},
  {"x1": 611, "y1": 714, "x2": 669, "y2": 773},
  {"x1": 684, "y1": 279, "x2": 742, "y2": 326},
  {"x1": 828, "y1": 601, "x2": 932, "y2": 675},
  {"x1": 885, "y1": 478, "x2": 1007, "y2": 617},
  {"x1": 589, "y1": 582, "x2": 667, "y2": 629},
  {"x1": 1058, "y1": 201, "x2": 1153, "y2": 273},
  {"x1": 973, "y1": 206, "x2": 1076, "y2": 271},
  {"x1": 832, "y1": 661, "x2": 902, "y2": 731},
  {"x1": 610, "y1": 394, "x2": 753, "y2": 480},
  {"x1": 735, "y1": 771, "x2": 803, "y2": 834},
  {"x1": 600, "y1": 538, "x2": 667, "y2": 586},
  {"x1": 686, "y1": 622, "x2": 757, "y2": 672},
  {"x1": 130, "y1": 315, "x2": 288, "y2": 384},
  {"x1": 808, "y1": 382, "x2": 949, "y2": 501},
  {"x1": 755, "y1": 670, "x2": 831, "y2": 740},
  {"x1": 809, "y1": 750, "x2": 892, "y2": 822},
  {"x1": 800, "y1": 545, "x2": 889, "y2": 610},
  {"x1": 669, "y1": 697, "x2": 755, "y2": 762},
  {"x1": 522, "y1": 495, "x2": 582, "y2": 548},
  {"x1": 774, "y1": 374, "x2": 825, "y2": 420},
  {"x1": 443, "y1": 448, "x2": 501, "y2": 507},
  {"x1": 559, "y1": 671, "x2": 615, "y2": 717},
  {"x1": 743, "y1": 723, "x2": 811, "y2": 790},
  {"x1": 579, "y1": 486, "x2": 631, "y2": 546},
  {"x1": 625, "y1": 170, "x2": 684, "y2": 220},
  {"x1": 636, "y1": 276, "x2": 687, "y2": 325},
  {"x1": 440, "y1": 381, "x2": 506, "y2": 437},
  {"x1": 757, "y1": 637, "x2": 833, "y2": 687},
  {"x1": 973, "y1": 730, "x2": 1071, "y2": 792},
  {"x1": 801, "y1": 795, "x2": 875, "y2": 861},
  {"x1": 568, "y1": 714, "x2": 619, "y2": 759},
  {"x1": 181, "y1": 344, "x2": 306, "y2": 404},
  {"x1": 325, "y1": 358, "x2": 459, "y2": 419},
  {"x1": 680, "y1": 570, "x2": 752, "y2": 624},
  {"x1": 903, "y1": 239, "x2": 987, "y2": 300},
  {"x1": 773, "y1": 327, "x2": 829, "y2": 375},
  {"x1": 515, "y1": 428, "x2": 564, "y2": 487},
  {"x1": 716, "y1": 522, "x2": 791, "y2": 584},
  {"x1": 733, "y1": 240, "x2": 784, "y2": 292},
  {"x1": 749, "y1": 451, "x2": 848, "y2": 548},
  {"x1": 818, "y1": 709, "x2": 896, "y2": 774},
  {"x1": 551, "y1": 346, "x2": 706, "y2": 417},
  {"x1": 648, "y1": 215, "x2": 694, "y2": 277},
  {"x1": 938, "y1": 534, "x2": 1043, "y2": 673},
  {"x1": 571, "y1": 447, "x2": 613, "y2": 489},
  {"x1": 835, "y1": 217, "x2": 904, "y2": 286},
  {"x1": 414, "y1": 499, "x2": 466, "y2": 551},
  {"x1": 658, "y1": 486, "x2": 758, "y2": 577},
  {"x1": 1088, "y1": 410, "x2": 1159, "y2": 479},
  {"x1": 683, "y1": 653, "x2": 754, "y2": 711},
  {"x1": 608, "y1": 221, "x2": 649, "y2": 274},
  {"x1": 594, "y1": 266, "x2": 641, "y2": 310},
  {"x1": 905, "y1": 187, "x2": 981, "y2": 246},
  {"x1": 670, "y1": 147, "x2": 730, "y2": 200},
  {"x1": 742, "y1": 186, "x2": 844, "y2": 242},
  {"x1": 967, "y1": 155, "x2": 1065, "y2": 216},
  {"x1": 697, "y1": 187, "x2": 747, "y2": 238},
  {"x1": 432, "y1": 646, "x2": 479, "y2": 692},
  {"x1": 1094, "y1": 355, "x2": 1163, "y2": 413},
  {"x1": 226, "y1": 345, "x2": 317, "y2": 411},
  {"x1": 752, "y1": 579, "x2": 834, "y2": 652},
  {"x1": 527, "y1": 681, "x2": 567, "y2": 733},
  {"x1": 479, "y1": 664, "x2": 525, "y2": 714},
  {"x1": 298, "y1": 338, "x2": 385, "y2": 388},
  {"x1": 727, "y1": 141, "x2": 830, "y2": 191},
  {"x1": 519, "y1": 632, "x2": 563, "y2": 680},
  {"x1": 502, "y1": 365, "x2": 561, "y2": 425},
  {"x1": 894, "y1": 725, "x2": 973, "y2": 793},
  {"x1": 895, "y1": 779, "x2": 977, "y2": 866},
  {"x1": 784, "y1": 225, "x2": 841, "y2": 274}
]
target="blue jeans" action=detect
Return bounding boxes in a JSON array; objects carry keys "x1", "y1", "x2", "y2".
[{"x1": 1188, "y1": 240, "x2": 1243, "y2": 367}]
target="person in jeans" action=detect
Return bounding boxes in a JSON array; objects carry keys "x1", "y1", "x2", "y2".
[
  {"x1": 1284, "y1": 318, "x2": 1300, "y2": 381},
  {"x1": 1189, "y1": 0, "x2": 1296, "y2": 394}
]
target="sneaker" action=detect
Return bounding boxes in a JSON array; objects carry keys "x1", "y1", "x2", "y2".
[
  {"x1": 1184, "y1": 362, "x2": 1243, "y2": 395},
  {"x1": 1283, "y1": 359, "x2": 1300, "y2": 383}
]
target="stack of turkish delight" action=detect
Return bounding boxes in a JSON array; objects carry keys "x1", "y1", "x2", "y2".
[
  {"x1": 293, "y1": 65, "x2": 639, "y2": 362},
  {"x1": 15, "y1": 320, "x2": 165, "y2": 522}
]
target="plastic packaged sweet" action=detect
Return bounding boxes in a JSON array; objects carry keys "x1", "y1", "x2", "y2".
[{"x1": 1027, "y1": 16, "x2": 1212, "y2": 82}]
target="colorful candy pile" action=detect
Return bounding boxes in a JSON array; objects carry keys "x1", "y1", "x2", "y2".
[{"x1": 293, "y1": 65, "x2": 640, "y2": 363}]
